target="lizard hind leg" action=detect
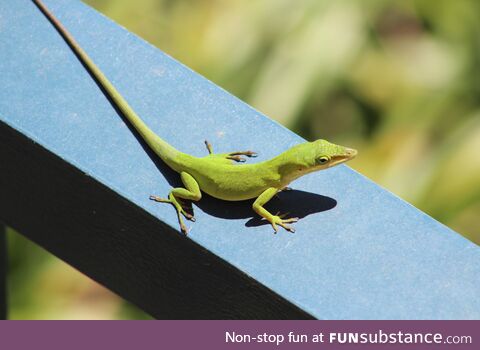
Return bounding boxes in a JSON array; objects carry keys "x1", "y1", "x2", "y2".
[
  {"x1": 150, "y1": 194, "x2": 193, "y2": 234},
  {"x1": 149, "y1": 172, "x2": 202, "y2": 235}
]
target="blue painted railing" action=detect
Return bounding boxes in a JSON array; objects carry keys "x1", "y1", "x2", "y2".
[{"x1": 0, "y1": 0, "x2": 479, "y2": 319}]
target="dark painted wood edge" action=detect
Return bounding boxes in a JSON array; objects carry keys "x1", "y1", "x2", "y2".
[
  {"x1": 0, "y1": 223, "x2": 6, "y2": 320},
  {"x1": 0, "y1": 121, "x2": 314, "y2": 319}
]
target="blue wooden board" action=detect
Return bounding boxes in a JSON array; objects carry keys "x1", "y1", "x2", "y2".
[{"x1": 1, "y1": 0, "x2": 479, "y2": 319}]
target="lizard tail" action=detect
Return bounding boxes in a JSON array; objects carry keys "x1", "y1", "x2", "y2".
[{"x1": 33, "y1": 0, "x2": 179, "y2": 160}]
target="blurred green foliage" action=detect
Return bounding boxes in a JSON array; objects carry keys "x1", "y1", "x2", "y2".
[{"x1": 6, "y1": 0, "x2": 479, "y2": 319}]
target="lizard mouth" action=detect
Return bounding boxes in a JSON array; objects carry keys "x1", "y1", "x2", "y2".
[{"x1": 330, "y1": 148, "x2": 357, "y2": 167}]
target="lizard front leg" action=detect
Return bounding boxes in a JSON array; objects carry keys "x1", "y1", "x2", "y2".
[
  {"x1": 253, "y1": 187, "x2": 299, "y2": 233},
  {"x1": 150, "y1": 172, "x2": 201, "y2": 234}
]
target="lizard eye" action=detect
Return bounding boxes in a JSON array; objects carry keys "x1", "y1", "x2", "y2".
[{"x1": 316, "y1": 156, "x2": 330, "y2": 164}]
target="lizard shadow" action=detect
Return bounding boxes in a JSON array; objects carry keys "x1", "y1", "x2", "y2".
[{"x1": 196, "y1": 189, "x2": 337, "y2": 228}]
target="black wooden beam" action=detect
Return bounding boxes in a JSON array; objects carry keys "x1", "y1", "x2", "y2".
[
  {"x1": 0, "y1": 121, "x2": 311, "y2": 319},
  {"x1": 0, "y1": 223, "x2": 6, "y2": 320}
]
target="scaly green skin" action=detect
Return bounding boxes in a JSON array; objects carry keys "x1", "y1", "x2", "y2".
[{"x1": 34, "y1": 0, "x2": 357, "y2": 234}]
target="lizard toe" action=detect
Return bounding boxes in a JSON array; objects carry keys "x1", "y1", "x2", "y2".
[
  {"x1": 149, "y1": 195, "x2": 170, "y2": 203},
  {"x1": 184, "y1": 213, "x2": 196, "y2": 222},
  {"x1": 283, "y1": 217, "x2": 299, "y2": 223}
]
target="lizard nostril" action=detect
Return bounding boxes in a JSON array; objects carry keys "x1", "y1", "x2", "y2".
[{"x1": 345, "y1": 148, "x2": 358, "y2": 157}]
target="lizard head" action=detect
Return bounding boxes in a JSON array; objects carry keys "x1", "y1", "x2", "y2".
[
  {"x1": 307, "y1": 139, "x2": 357, "y2": 170},
  {"x1": 278, "y1": 139, "x2": 357, "y2": 183}
]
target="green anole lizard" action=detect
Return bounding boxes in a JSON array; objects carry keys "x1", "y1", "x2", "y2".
[{"x1": 34, "y1": 0, "x2": 357, "y2": 234}]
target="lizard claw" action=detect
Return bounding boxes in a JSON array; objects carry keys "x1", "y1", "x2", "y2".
[
  {"x1": 269, "y1": 215, "x2": 298, "y2": 233},
  {"x1": 227, "y1": 155, "x2": 246, "y2": 162},
  {"x1": 184, "y1": 212, "x2": 196, "y2": 222},
  {"x1": 180, "y1": 222, "x2": 189, "y2": 235},
  {"x1": 272, "y1": 223, "x2": 278, "y2": 234}
]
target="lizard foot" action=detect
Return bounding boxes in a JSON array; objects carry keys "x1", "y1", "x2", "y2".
[
  {"x1": 227, "y1": 150, "x2": 258, "y2": 162},
  {"x1": 149, "y1": 195, "x2": 195, "y2": 221},
  {"x1": 150, "y1": 195, "x2": 191, "y2": 235},
  {"x1": 269, "y1": 215, "x2": 299, "y2": 233},
  {"x1": 229, "y1": 150, "x2": 257, "y2": 157}
]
